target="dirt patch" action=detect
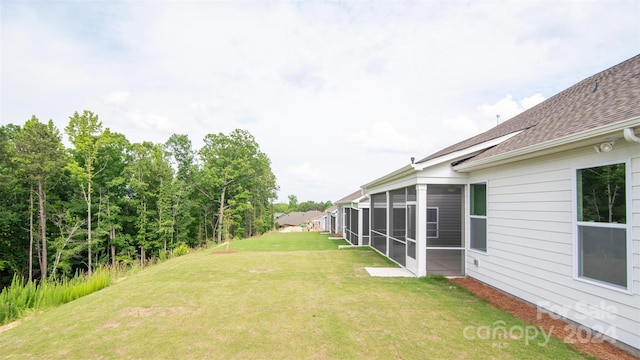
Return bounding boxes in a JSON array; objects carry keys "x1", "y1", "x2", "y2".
[
  {"x1": 0, "y1": 321, "x2": 20, "y2": 334},
  {"x1": 122, "y1": 306, "x2": 190, "y2": 318},
  {"x1": 212, "y1": 249, "x2": 238, "y2": 255},
  {"x1": 248, "y1": 268, "x2": 273, "y2": 274},
  {"x1": 102, "y1": 322, "x2": 121, "y2": 329},
  {"x1": 0, "y1": 312, "x2": 43, "y2": 334},
  {"x1": 451, "y1": 277, "x2": 638, "y2": 360}
]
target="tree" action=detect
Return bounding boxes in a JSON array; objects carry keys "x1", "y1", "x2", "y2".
[
  {"x1": 65, "y1": 110, "x2": 111, "y2": 276},
  {"x1": 288, "y1": 195, "x2": 298, "y2": 211},
  {"x1": 198, "y1": 129, "x2": 277, "y2": 245},
  {"x1": 50, "y1": 210, "x2": 85, "y2": 279},
  {"x1": 0, "y1": 125, "x2": 28, "y2": 287},
  {"x1": 12, "y1": 117, "x2": 67, "y2": 280},
  {"x1": 164, "y1": 134, "x2": 197, "y2": 247},
  {"x1": 127, "y1": 141, "x2": 173, "y2": 263},
  {"x1": 94, "y1": 132, "x2": 130, "y2": 267}
]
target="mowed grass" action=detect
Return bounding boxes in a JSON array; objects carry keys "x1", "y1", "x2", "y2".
[{"x1": 0, "y1": 232, "x2": 587, "y2": 359}]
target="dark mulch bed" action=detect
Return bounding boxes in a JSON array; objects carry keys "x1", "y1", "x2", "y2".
[{"x1": 451, "y1": 277, "x2": 639, "y2": 360}]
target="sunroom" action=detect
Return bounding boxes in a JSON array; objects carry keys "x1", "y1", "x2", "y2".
[
  {"x1": 366, "y1": 182, "x2": 465, "y2": 276},
  {"x1": 361, "y1": 133, "x2": 519, "y2": 276},
  {"x1": 335, "y1": 190, "x2": 370, "y2": 246}
]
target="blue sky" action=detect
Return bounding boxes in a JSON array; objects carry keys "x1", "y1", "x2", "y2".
[{"x1": 1, "y1": 0, "x2": 639, "y2": 203}]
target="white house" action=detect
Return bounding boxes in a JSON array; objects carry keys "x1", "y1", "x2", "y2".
[
  {"x1": 360, "y1": 55, "x2": 640, "y2": 352},
  {"x1": 275, "y1": 210, "x2": 324, "y2": 232},
  {"x1": 335, "y1": 190, "x2": 370, "y2": 246},
  {"x1": 320, "y1": 205, "x2": 337, "y2": 233}
]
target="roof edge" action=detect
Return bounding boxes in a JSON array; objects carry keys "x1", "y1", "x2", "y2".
[
  {"x1": 361, "y1": 164, "x2": 415, "y2": 190},
  {"x1": 414, "y1": 130, "x2": 524, "y2": 170},
  {"x1": 453, "y1": 117, "x2": 640, "y2": 172}
]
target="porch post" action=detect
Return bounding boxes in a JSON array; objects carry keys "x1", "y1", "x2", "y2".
[
  {"x1": 385, "y1": 190, "x2": 390, "y2": 257},
  {"x1": 357, "y1": 207, "x2": 363, "y2": 246},
  {"x1": 416, "y1": 184, "x2": 427, "y2": 276}
]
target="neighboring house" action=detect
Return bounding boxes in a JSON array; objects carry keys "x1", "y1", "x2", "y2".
[
  {"x1": 320, "y1": 205, "x2": 338, "y2": 233},
  {"x1": 335, "y1": 190, "x2": 370, "y2": 246},
  {"x1": 359, "y1": 55, "x2": 640, "y2": 351},
  {"x1": 275, "y1": 211, "x2": 324, "y2": 232}
]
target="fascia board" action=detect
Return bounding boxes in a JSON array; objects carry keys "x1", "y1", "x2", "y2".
[
  {"x1": 453, "y1": 117, "x2": 640, "y2": 172},
  {"x1": 360, "y1": 131, "x2": 523, "y2": 191},
  {"x1": 413, "y1": 131, "x2": 524, "y2": 171},
  {"x1": 361, "y1": 164, "x2": 415, "y2": 190}
]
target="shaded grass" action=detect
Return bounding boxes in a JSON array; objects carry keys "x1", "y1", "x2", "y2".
[{"x1": 0, "y1": 232, "x2": 587, "y2": 359}]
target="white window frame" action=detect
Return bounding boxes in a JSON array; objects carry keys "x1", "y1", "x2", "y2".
[
  {"x1": 572, "y1": 159, "x2": 632, "y2": 293},
  {"x1": 426, "y1": 207, "x2": 439, "y2": 238},
  {"x1": 469, "y1": 181, "x2": 488, "y2": 254}
]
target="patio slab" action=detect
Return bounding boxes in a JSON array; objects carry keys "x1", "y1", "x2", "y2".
[{"x1": 365, "y1": 267, "x2": 415, "y2": 277}]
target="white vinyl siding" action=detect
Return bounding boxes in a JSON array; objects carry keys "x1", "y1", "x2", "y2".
[{"x1": 466, "y1": 144, "x2": 640, "y2": 350}]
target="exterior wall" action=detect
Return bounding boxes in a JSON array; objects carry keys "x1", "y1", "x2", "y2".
[{"x1": 465, "y1": 141, "x2": 640, "y2": 350}]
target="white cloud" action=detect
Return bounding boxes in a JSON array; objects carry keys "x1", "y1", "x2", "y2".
[
  {"x1": 521, "y1": 93, "x2": 546, "y2": 110},
  {"x1": 125, "y1": 111, "x2": 177, "y2": 134},
  {"x1": 349, "y1": 122, "x2": 420, "y2": 154},
  {"x1": 103, "y1": 91, "x2": 130, "y2": 105},
  {"x1": 442, "y1": 116, "x2": 480, "y2": 138},
  {"x1": 1, "y1": 1, "x2": 637, "y2": 203},
  {"x1": 478, "y1": 93, "x2": 546, "y2": 122},
  {"x1": 287, "y1": 162, "x2": 330, "y2": 183}
]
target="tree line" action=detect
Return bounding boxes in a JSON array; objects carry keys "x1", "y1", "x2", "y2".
[
  {"x1": 271, "y1": 194, "x2": 333, "y2": 214},
  {"x1": 0, "y1": 110, "x2": 278, "y2": 287}
]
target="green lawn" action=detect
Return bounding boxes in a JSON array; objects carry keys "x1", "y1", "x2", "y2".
[{"x1": 0, "y1": 232, "x2": 587, "y2": 359}]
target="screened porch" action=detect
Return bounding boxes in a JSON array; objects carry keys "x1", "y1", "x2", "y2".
[{"x1": 369, "y1": 184, "x2": 465, "y2": 276}]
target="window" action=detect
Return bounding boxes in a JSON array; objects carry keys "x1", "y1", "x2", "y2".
[
  {"x1": 407, "y1": 204, "x2": 416, "y2": 240},
  {"x1": 371, "y1": 193, "x2": 387, "y2": 254},
  {"x1": 426, "y1": 207, "x2": 439, "y2": 238},
  {"x1": 576, "y1": 163, "x2": 628, "y2": 289},
  {"x1": 470, "y1": 183, "x2": 487, "y2": 252}
]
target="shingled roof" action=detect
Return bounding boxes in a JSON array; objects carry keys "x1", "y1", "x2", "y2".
[
  {"x1": 335, "y1": 189, "x2": 364, "y2": 205},
  {"x1": 275, "y1": 210, "x2": 324, "y2": 227},
  {"x1": 417, "y1": 54, "x2": 640, "y2": 165}
]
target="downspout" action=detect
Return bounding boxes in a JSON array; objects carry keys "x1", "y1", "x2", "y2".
[{"x1": 623, "y1": 127, "x2": 640, "y2": 143}]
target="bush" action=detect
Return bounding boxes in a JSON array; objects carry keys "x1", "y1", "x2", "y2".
[
  {"x1": 172, "y1": 242, "x2": 190, "y2": 257},
  {"x1": 159, "y1": 250, "x2": 168, "y2": 262}
]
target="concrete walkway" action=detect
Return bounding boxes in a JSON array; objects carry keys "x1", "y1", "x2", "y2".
[{"x1": 365, "y1": 267, "x2": 415, "y2": 277}]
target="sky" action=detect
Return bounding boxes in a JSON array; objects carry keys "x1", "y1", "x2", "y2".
[{"x1": 1, "y1": 1, "x2": 639, "y2": 203}]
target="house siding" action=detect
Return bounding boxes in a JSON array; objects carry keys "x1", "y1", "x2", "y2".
[
  {"x1": 632, "y1": 155, "x2": 640, "y2": 297},
  {"x1": 466, "y1": 142, "x2": 640, "y2": 350}
]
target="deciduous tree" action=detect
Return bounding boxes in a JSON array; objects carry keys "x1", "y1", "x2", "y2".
[
  {"x1": 65, "y1": 110, "x2": 111, "y2": 276},
  {"x1": 12, "y1": 117, "x2": 67, "y2": 280}
]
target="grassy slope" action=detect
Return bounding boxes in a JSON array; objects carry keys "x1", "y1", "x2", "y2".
[{"x1": 0, "y1": 232, "x2": 586, "y2": 359}]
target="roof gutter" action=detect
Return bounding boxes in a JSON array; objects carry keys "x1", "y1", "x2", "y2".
[
  {"x1": 624, "y1": 127, "x2": 640, "y2": 143},
  {"x1": 453, "y1": 117, "x2": 640, "y2": 172}
]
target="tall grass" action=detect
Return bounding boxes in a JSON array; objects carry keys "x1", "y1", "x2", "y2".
[
  {"x1": 0, "y1": 267, "x2": 112, "y2": 325},
  {"x1": 0, "y1": 244, "x2": 197, "y2": 326}
]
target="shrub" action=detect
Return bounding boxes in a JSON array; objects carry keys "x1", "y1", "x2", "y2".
[{"x1": 172, "y1": 242, "x2": 190, "y2": 257}]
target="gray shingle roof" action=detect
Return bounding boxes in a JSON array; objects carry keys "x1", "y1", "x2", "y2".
[
  {"x1": 417, "y1": 54, "x2": 640, "y2": 165},
  {"x1": 275, "y1": 210, "x2": 324, "y2": 227},
  {"x1": 335, "y1": 190, "x2": 363, "y2": 205}
]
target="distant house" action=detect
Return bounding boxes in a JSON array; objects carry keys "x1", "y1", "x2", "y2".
[
  {"x1": 335, "y1": 190, "x2": 369, "y2": 245},
  {"x1": 320, "y1": 205, "x2": 338, "y2": 233},
  {"x1": 348, "y1": 54, "x2": 640, "y2": 352},
  {"x1": 275, "y1": 210, "x2": 324, "y2": 232}
]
